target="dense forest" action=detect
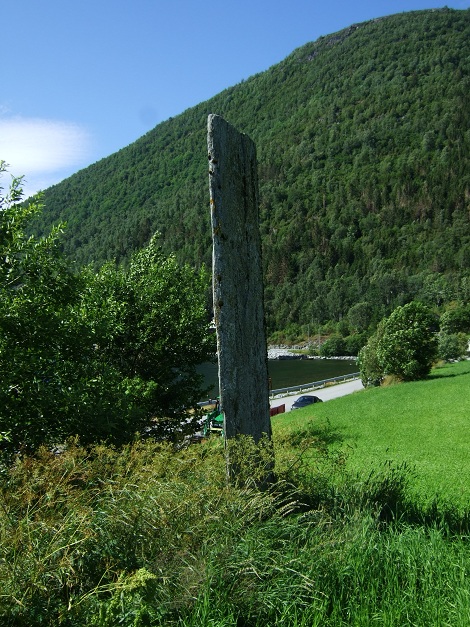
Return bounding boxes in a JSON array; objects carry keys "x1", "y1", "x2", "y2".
[{"x1": 33, "y1": 8, "x2": 470, "y2": 335}]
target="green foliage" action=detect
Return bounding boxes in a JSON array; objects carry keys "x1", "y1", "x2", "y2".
[
  {"x1": 83, "y1": 238, "x2": 214, "y2": 439},
  {"x1": 357, "y1": 322, "x2": 385, "y2": 387},
  {"x1": 32, "y1": 9, "x2": 470, "y2": 333},
  {"x1": 343, "y1": 332, "x2": 367, "y2": 356},
  {"x1": 377, "y1": 302, "x2": 438, "y2": 381},
  {"x1": 2, "y1": 374, "x2": 470, "y2": 626},
  {"x1": 0, "y1": 164, "x2": 87, "y2": 453},
  {"x1": 347, "y1": 301, "x2": 373, "y2": 333},
  {"x1": 0, "y1": 168, "x2": 213, "y2": 455},
  {"x1": 440, "y1": 303, "x2": 470, "y2": 334},
  {"x1": 225, "y1": 433, "x2": 275, "y2": 488},
  {"x1": 319, "y1": 334, "x2": 345, "y2": 357},
  {"x1": 437, "y1": 331, "x2": 469, "y2": 361}
]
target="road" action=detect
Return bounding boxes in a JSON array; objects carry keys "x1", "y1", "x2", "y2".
[{"x1": 271, "y1": 378, "x2": 364, "y2": 412}]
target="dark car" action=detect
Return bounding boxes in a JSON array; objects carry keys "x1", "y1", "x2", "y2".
[{"x1": 291, "y1": 395, "x2": 323, "y2": 410}]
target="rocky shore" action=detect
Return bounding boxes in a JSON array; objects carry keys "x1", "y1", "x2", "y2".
[
  {"x1": 267, "y1": 346, "x2": 357, "y2": 361},
  {"x1": 267, "y1": 347, "x2": 300, "y2": 359}
]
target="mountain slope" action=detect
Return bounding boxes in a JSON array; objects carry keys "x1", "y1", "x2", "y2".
[{"x1": 34, "y1": 8, "x2": 470, "y2": 332}]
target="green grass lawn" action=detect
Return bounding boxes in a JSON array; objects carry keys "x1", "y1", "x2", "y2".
[{"x1": 273, "y1": 360, "x2": 470, "y2": 508}]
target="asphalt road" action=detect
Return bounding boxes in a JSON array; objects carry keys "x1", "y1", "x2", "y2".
[{"x1": 271, "y1": 378, "x2": 364, "y2": 412}]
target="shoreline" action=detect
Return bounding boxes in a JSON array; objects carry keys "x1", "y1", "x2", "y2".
[{"x1": 267, "y1": 346, "x2": 357, "y2": 361}]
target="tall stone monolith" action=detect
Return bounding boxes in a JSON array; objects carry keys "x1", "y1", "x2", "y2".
[{"x1": 207, "y1": 114, "x2": 271, "y2": 450}]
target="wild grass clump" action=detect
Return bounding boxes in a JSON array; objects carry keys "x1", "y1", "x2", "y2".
[{"x1": 1, "y1": 433, "x2": 470, "y2": 626}]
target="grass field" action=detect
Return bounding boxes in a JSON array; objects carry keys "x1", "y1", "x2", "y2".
[
  {"x1": 1, "y1": 360, "x2": 470, "y2": 625},
  {"x1": 273, "y1": 360, "x2": 470, "y2": 509}
]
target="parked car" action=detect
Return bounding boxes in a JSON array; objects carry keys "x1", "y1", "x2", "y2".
[{"x1": 291, "y1": 395, "x2": 323, "y2": 410}]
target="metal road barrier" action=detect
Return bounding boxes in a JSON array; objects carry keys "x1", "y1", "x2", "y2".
[
  {"x1": 269, "y1": 372, "x2": 360, "y2": 398},
  {"x1": 198, "y1": 372, "x2": 360, "y2": 408}
]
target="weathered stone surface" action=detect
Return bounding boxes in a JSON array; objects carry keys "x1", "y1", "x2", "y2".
[{"x1": 207, "y1": 114, "x2": 271, "y2": 442}]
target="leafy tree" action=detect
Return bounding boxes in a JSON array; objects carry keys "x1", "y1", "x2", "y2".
[
  {"x1": 344, "y1": 332, "x2": 368, "y2": 356},
  {"x1": 440, "y1": 305, "x2": 470, "y2": 334},
  {"x1": 0, "y1": 163, "x2": 86, "y2": 452},
  {"x1": 319, "y1": 334, "x2": 346, "y2": 357},
  {"x1": 357, "y1": 323, "x2": 385, "y2": 387},
  {"x1": 376, "y1": 302, "x2": 438, "y2": 381},
  {"x1": 347, "y1": 302, "x2": 373, "y2": 333},
  {"x1": 0, "y1": 166, "x2": 213, "y2": 455},
  {"x1": 437, "y1": 332, "x2": 469, "y2": 362},
  {"x1": 84, "y1": 238, "x2": 214, "y2": 438}
]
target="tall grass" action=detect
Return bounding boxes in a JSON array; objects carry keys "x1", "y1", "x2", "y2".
[
  {"x1": 1, "y1": 362, "x2": 470, "y2": 625},
  {"x1": 1, "y1": 433, "x2": 470, "y2": 625}
]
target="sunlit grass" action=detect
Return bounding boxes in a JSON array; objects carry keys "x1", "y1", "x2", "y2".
[{"x1": 273, "y1": 360, "x2": 470, "y2": 508}]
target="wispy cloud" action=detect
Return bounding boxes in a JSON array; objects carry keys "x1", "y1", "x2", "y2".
[{"x1": 0, "y1": 116, "x2": 92, "y2": 196}]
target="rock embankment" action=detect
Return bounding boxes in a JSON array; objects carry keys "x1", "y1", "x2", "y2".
[
  {"x1": 267, "y1": 347, "x2": 302, "y2": 359},
  {"x1": 267, "y1": 346, "x2": 358, "y2": 361}
]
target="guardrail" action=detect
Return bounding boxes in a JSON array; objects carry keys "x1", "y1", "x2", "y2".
[
  {"x1": 270, "y1": 372, "x2": 360, "y2": 398},
  {"x1": 198, "y1": 372, "x2": 361, "y2": 407}
]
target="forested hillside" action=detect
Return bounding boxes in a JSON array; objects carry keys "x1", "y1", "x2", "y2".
[{"x1": 33, "y1": 8, "x2": 470, "y2": 333}]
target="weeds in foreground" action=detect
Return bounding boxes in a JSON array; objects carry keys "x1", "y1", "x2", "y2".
[{"x1": 0, "y1": 436, "x2": 470, "y2": 626}]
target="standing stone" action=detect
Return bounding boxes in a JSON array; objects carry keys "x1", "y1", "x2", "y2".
[{"x1": 207, "y1": 114, "x2": 271, "y2": 444}]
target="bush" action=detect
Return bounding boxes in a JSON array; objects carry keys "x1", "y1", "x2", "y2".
[
  {"x1": 357, "y1": 327, "x2": 384, "y2": 387},
  {"x1": 437, "y1": 331, "x2": 469, "y2": 361},
  {"x1": 319, "y1": 334, "x2": 346, "y2": 357},
  {"x1": 344, "y1": 333, "x2": 368, "y2": 356},
  {"x1": 376, "y1": 302, "x2": 438, "y2": 381},
  {"x1": 440, "y1": 305, "x2": 470, "y2": 334},
  {"x1": 0, "y1": 168, "x2": 213, "y2": 455}
]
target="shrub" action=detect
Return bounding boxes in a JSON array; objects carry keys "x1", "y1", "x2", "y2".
[
  {"x1": 357, "y1": 328, "x2": 384, "y2": 387},
  {"x1": 376, "y1": 302, "x2": 438, "y2": 381},
  {"x1": 440, "y1": 305, "x2": 470, "y2": 334},
  {"x1": 319, "y1": 334, "x2": 346, "y2": 357},
  {"x1": 344, "y1": 332, "x2": 368, "y2": 356},
  {"x1": 0, "y1": 167, "x2": 213, "y2": 455},
  {"x1": 437, "y1": 331, "x2": 469, "y2": 361}
]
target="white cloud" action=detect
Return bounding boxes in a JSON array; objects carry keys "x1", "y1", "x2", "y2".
[{"x1": 0, "y1": 116, "x2": 92, "y2": 196}]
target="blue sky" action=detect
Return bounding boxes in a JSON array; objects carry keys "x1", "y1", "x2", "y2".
[{"x1": 2, "y1": 0, "x2": 469, "y2": 196}]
